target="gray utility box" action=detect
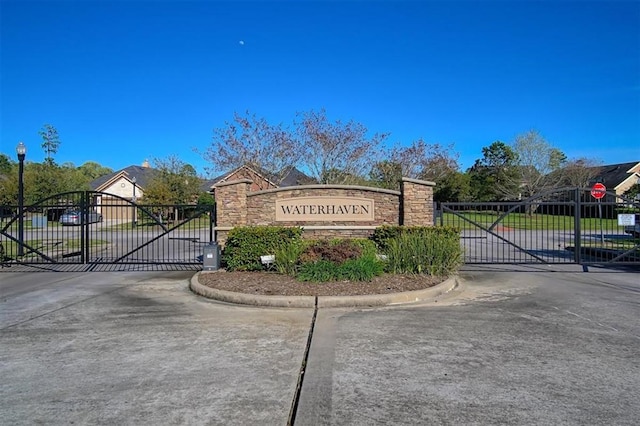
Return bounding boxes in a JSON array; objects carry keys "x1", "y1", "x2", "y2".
[{"x1": 203, "y1": 242, "x2": 221, "y2": 271}]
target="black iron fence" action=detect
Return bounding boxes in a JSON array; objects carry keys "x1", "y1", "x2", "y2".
[
  {"x1": 2, "y1": 188, "x2": 638, "y2": 270},
  {"x1": 1, "y1": 191, "x2": 215, "y2": 271},
  {"x1": 439, "y1": 187, "x2": 640, "y2": 265}
]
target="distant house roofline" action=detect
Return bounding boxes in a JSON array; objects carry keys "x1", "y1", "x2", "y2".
[
  {"x1": 588, "y1": 161, "x2": 640, "y2": 191},
  {"x1": 90, "y1": 164, "x2": 158, "y2": 192},
  {"x1": 203, "y1": 164, "x2": 315, "y2": 192}
]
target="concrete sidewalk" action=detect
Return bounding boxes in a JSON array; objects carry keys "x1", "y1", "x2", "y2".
[
  {"x1": 1, "y1": 271, "x2": 313, "y2": 425},
  {"x1": 1, "y1": 266, "x2": 639, "y2": 425},
  {"x1": 296, "y1": 267, "x2": 640, "y2": 425}
]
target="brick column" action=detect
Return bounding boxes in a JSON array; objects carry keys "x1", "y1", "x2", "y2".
[
  {"x1": 401, "y1": 177, "x2": 436, "y2": 226},
  {"x1": 213, "y1": 179, "x2": 252, "y2": 244}
]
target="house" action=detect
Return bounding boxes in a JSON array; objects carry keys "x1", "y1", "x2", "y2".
[
  {"x1": 89, "y1": 160, "x2": 157, "y2": 221},
  {"x1": 590, "y1": 161, "x2": 640, "y2": 201},
  {"x1": 90, "y1": 161, "x2": 156, "y2": 199},
  {"x1": 203, "y1": 164, "x2": 315, "y2": 193}
]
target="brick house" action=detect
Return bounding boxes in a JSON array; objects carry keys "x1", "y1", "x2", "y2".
[{"x1": 203, "y1": 164, "x2": 315, "y2": 193}]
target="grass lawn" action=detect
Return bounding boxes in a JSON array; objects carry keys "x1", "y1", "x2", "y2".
[{"x1": 441, "y1": 212, "x2": 623, "y2": 231}]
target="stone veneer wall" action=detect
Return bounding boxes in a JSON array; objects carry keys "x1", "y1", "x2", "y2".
[
  {"x1": 401, "y1": 178, "x2": 435, "y2": 226},
  {"x1": 214, "y1": 178, "x2": 435, "y2": 245}
]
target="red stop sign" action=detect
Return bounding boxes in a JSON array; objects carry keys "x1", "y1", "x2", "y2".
[{"x1": 591, "y1": 183, "x2": 606, "y2": 199}]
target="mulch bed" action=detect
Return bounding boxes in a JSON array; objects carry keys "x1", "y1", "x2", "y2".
[{"x1": 198, "y1": 270, "x2": 445, "y2": 297}]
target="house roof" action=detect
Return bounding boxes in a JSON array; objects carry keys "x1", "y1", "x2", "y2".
[
  {"x1": 203, "y1": 164, "x2": 315, "y2": 191},
  {"x1": 590, "y1": 161, "x2": 640, "y2": 189},
  {"x1": 90, "y1": 165, "x2": 158, "y2": 191},
  {"x1": 279, "y1": 166, "x2": 317, "y2": 187}
]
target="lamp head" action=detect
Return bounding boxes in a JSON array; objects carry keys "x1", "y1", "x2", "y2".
[{"x1": 16, "y1": 141, "x2": 27, "y2": 157}]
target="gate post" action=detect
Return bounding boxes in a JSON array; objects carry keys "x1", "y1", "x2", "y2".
[
  {"x1": 401, "y1": 178, "x2": 436, "y2": 226},
  {"x1": 574, "y1": 187, "x2": 581, "y2": 264},
  {"x1": 80, "y1": 191, "x2": 87, "y2": 263},
  {"x1": 210, "y1": 203, "x2": 216, "y2": 243},
  {"x1": 213, "y1": 179, "x2": 251, "y2": 245}
]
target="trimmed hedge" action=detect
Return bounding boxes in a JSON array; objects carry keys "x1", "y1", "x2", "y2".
[{"x1": 222, "y1": 226, "x2": 302, "y2": 271}]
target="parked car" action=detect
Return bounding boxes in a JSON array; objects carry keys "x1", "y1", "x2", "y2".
[{"x1": 59, "y1": 210, "x2": 103, "y2": 226}]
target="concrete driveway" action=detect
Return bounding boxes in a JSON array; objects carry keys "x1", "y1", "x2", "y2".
[{"x1": 1, "y1": 265, "x2": 639, "y2": 425}]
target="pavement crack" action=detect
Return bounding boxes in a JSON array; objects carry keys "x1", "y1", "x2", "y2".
[{"x1": 287, "y1": 296, "x2": 318, "y2": 426}]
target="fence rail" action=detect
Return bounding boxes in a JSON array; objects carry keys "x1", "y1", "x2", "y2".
[{"x1": 439, "y1": 187, "x2": 639, "y2": 265}]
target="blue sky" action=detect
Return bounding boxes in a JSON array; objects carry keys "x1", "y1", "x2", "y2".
[{"x1": 1, "y1": 0, "x2": 639, "y2": 177}]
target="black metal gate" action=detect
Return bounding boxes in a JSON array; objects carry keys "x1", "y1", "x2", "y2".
[
  {"x1": 0, "y1": 191, "x2": 215, "y2": 271},
  {"x1": 440, "y1": 187, "x2": 640, "y2": 266}
]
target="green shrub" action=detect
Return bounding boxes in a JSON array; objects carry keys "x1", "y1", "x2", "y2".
[
  {"x1": 297, "y1": 260, "x2": 338, "y2": 282},
  {"x1": 384, "y1": 227, "x2": 462, "y2": 275},
  {"x1": 351, "y1": 238, "x2": 378, "y2": 258},
  {"x1": 293, "y1": 239, "x2": 385, "y2": 282},
  {"x1": 371, "y1": 225, "x2": 461, "y2": 253},
  {"x1": 297, "y1": 253, "x2": 384, "y2": 282},
  {"x1": 274, "y1": 240, "x2": 307, "y2": 276},
  {"x1": 370, "y1": 225, "x2": 404, "y2": 252},
  {"x1": 299, "y1": 239, "x2": 363, "y2": 264},
  {"x1": 338, "y1": 255, "x2": 385, "y2": 281},
  {"x1": 222, "y1": 226, "x2": 302, "y2": 271},
  {"x1": 275, "y1": 238, "x2": 382, "y2": 280}
]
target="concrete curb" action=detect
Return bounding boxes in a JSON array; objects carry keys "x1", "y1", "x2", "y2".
[{"x1": 189, "y1": 273, "x2": 459, "y2": 308}]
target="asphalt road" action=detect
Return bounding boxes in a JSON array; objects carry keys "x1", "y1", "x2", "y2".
[
  {"x1": 5, "y1": 224, "x2": 210, "y2": 267},
  {"x1": 1, "y1": 265, "x2": 639, "y2": 425}
]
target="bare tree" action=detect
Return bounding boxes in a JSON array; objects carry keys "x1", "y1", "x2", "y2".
[
  {"x1": 510, "y1": 129, "x2": 566, "y2": 198},
  {"x1": 202, "y1": 111, "x2": 299, "y2": 183},
  {"x1": 559, "y1": 158, "x2": 602, "y2": 188},
  {"x1": 387, "y1": 139, "x2": 429, "y2": 179},
  {"x1": 369, "y1": 160, "x2": 403, "y2": 190},
  {"x1": 296, "y1": 109, "x2": 388, "y2": 184},
  {"x1": 415, "y1": 142, "x2": 460, "y2": 182},
  {"x1": 376, "y1": 139, "x2": 460, "y2": 192}
]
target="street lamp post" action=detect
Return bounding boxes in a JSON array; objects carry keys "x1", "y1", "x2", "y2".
[
  {"x1": 16, "y1": 142, "x2": 26, "y2": 256},
  {"x1": 132, "y1": 176, "x2": 137, "y2": 228}
]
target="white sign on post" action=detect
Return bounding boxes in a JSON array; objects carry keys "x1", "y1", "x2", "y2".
[{"x1": 618, "y1": 214, "x2": 636, "y2": 226}]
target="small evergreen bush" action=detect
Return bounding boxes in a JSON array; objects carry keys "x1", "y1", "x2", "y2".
[{"x1": 222, "y1": 226, "x2": 302, "y2": 271}]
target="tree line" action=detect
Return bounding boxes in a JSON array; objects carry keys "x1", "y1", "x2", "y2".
[
  {"x1": 0, "y1": 113, "x2": 624, "y2": 206},
  {"x1": 0, "y1": 125, "x2": 210, "y2": 206},
  {"x1": 0, "y1": 124, "x2": 114, "y2": 205},
  {"x1": 203, "y1": 109, "x2": 606, "y2": 202}
]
